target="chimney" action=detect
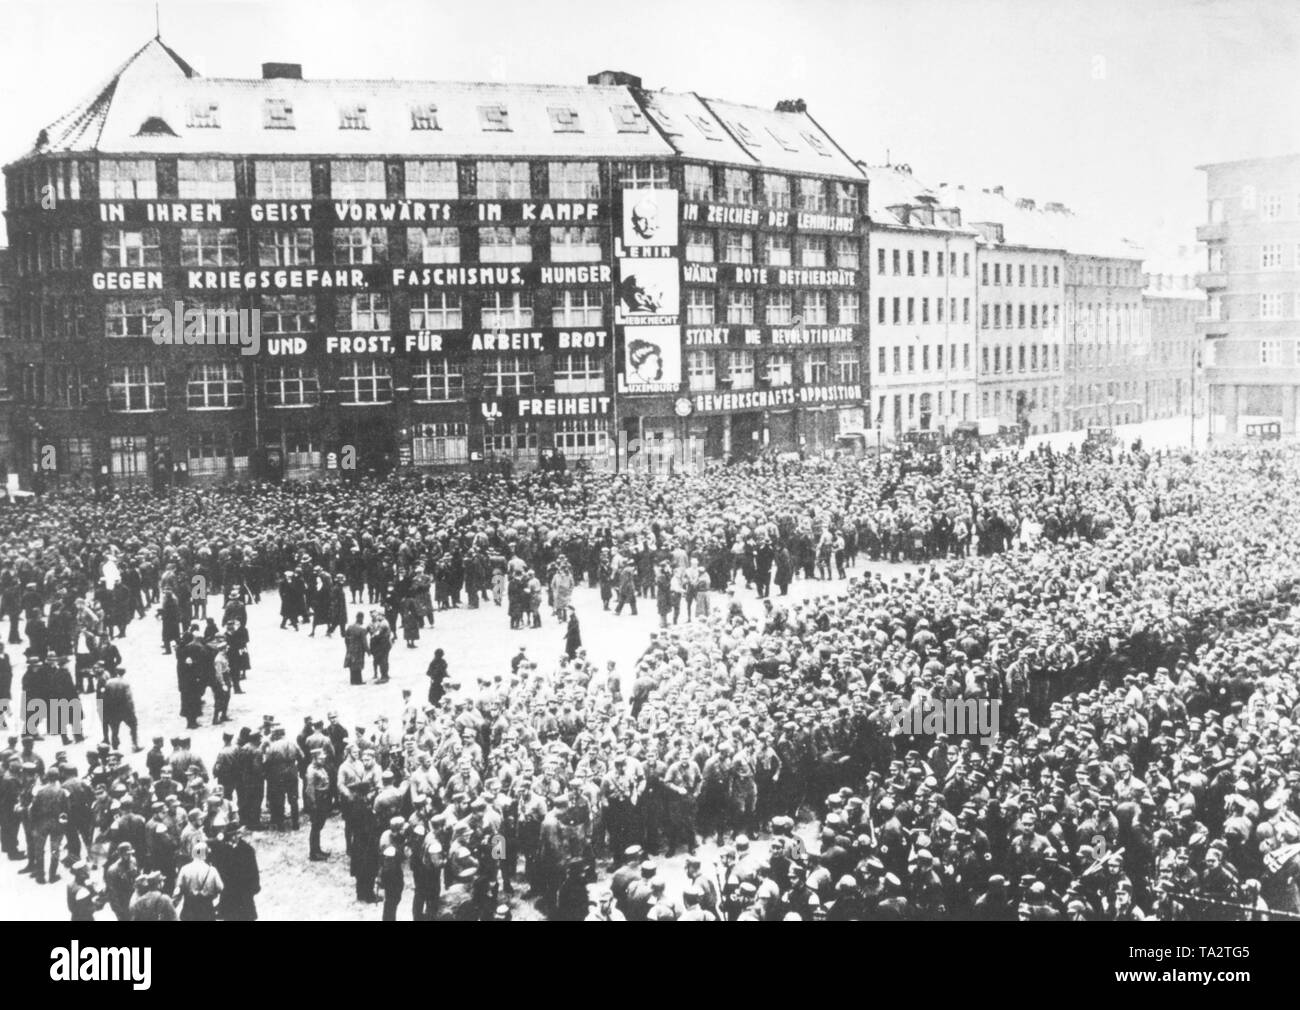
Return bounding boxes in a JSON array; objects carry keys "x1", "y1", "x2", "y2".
[
  {"x1": 991, "y1": 185, "x2": 1004, "y2": 196},
  {"x1": 1044, "y1": 201, "x2": 1067, "y2": 213},
  {"x1": 775, "y1": 98, "x2": 807, "y2": 113},
  {"x1": 262, "y1": 62, "x2": 302, "y2": 80},
  {"x1": 588, "y1": 70, "x2": 642, "y2": 87},
  {"x1": 1015, "y1": 198, "x2": 1036, "y2": 211}
]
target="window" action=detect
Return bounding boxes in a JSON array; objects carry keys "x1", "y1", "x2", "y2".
[
  {"x1": 936, "y1": 344, "x2": 944, "y2": 369},
  {"x1": 962, "y1": 253, "x2": 970, "y2": 277},
  {"x1": 877, "y1": 298, "x2": 886, "y2": 325},
  {"x1": 907, "y1": 346, "x2": 916, "y2": 372},
  {"x1": 834, "y1": 348, "x2": 860, "y2": 384},
  {"x1": 981, "y1": 304, "x2": 990, "y2": 328},
  {"x1": 878, "y1": 346, "x2": 887, "y2": 374},
  {"x1": 481, "y1": 291, "x2": 533, "y2": 329},
  {"x1": 99, "y1": 160, "x2": 157, "y2": 199},
  {"x1": 893, "y1": 298, "x2": 901, "y2": 324},
  {"x1": 339, "y1": 360, "x2": 393, "y2": 404},
  {"x1": 766, "y1": 233, "x2": 792, "y2": 267},
  {"x1": 836, "y1": 238, "x2": 859, "y2": 270},
  {"x1": 547, "y1": 162, "x2": 600, "y2": 200},
  {"x1": 687, "y1": 350, "x2": 716, "y2": 391},
  {"x1": 877, "y1": 248, "x2": 887, "y2": 275},
  {"x1": 405, "y1": 160, "x2": 458, "y2": 199},
  {"x1": 331, "y1": 160, "x2": 385, "y2": 199},
  {"x1": 1260, "y1": 339, "x2": 1281, "y2": 365},
  {"x1": 921, "y1": 298, "x2": 930, "y2": 324},
  {"x1": 686, "y1": 229, "x2": 715, "y2": 263},
  {"x1": 178, "y1": 159, "x2": 235, "y2": 199},
  {"x1": 1262, "y1": 194, "x2": 1284, "y2": 220},
  {"x1": 475, "y1": 161, "x2": 530, "y2": 200},
  {"x1": 803, "y1": 349, "x2": 830, "y2": 384},
  {"x1": 263, "y1": 98, "x2": 295, "y2": 130},
  {"x1": 478, "y1": 105, "x2": 511, "y2": 132},
  {"x1": 484, "y1": 354, "x2": 536, "y2": 395},
  {"x1": 550, "y1": 226, "x2": 601, "y2": 262},
  {"x1": 1260, "y1": 293, "x2": 1284, "y2": 319},
  {"x1": 619, "y1": 162, "x2": 670, "y2": 189},
  {"x1": 724, "y1": 169, "x2": 753, "y2": 205},
  {"x1": 178, "y1": 227, "x2": 240, "y2": 268},
  {"x1": 906, "y1": 297, "x2": 915, "y2": 324},
  {"x1": 906, "y1": 250, "x2": 915, "y2": 276},
  {"x1": 338, "y1": 103, "x2": 368, "y2": 130},
  {"x1": 1018, "y1": 265, "x2": 1026, "y2": 286},
  {"x1": 803, "y1": 291, "x2": 828, "y2": 324},
  {"x1": 105, "y1": 298, "x2": 162, "y2": 338},
  {"x1": 981, "y1": 347, "x2": 989, "y2": 374},
  {"x1": 680, "y1": 164, "x2": 713, "y2": 202},
  {"x1": 981, "y1": 262, "x2": 989, "y2": 285},
  {"x1": 835, "y1": 182, "x2": 859, "y2": 216},
  {"x1": 554, "y1": 289, "x2": 604, "y2": 326},
  {"x1": 485, "y1": 421, "x2": 538, "y2": 456},
  {"x1": 553, "y1": 419, "x2": 607, "y2": 458},
  {"x1": 936, "y1": 299, "x2": 945, "y2": 323},
  {"x1": 410, "y1": 103, "x2": 440, "y2": 131},
  {"x1": 340, "y1": 293, "x2": 390, "y2": 331},
  {"x1": 1031, "y1": 345, "x2": 1039, "y2": 370},
  {"x1": 407, "y1": 227, "x2": 460, "y2": 264},
  {"x1": 264, "y1": 365, "x2": 320, "y2": 406},
  {"x1": 547, "y1": 107, "x2": 582, "y2": 133},
  {"x1": 723, "y1": 231, "x2": 754, "y2": 265},
  {"x1": 412, "y1": 358, "x2": 465, "y2": 402},
  {"x1": 838, "y1": 292, "x2": 860, "y2": 324},
  {"x1": 893, "y1": 250, "x2": 902, "y2": 276},
  {"x1": 921, "y1": 251, "x2": 931, "y2": 276},
  {"x1": 188, "y1": 362, "x2": 245, "y2": 409},
  {"x1": 187, "y1": 432, "x2": 246, "y2": 476},
  {"x1": 801, "y1": 237, "x2": 827, "y2": 268},
  {"x1": 260, "y1": 294, "x2": 315, "y2": 334},
  {"x1": 102, "y1": 228, "x2": 161, "y2": 267},
  {"x1": 993, "y1": 305, "x2": 1001, "y2": 328},
  {"x1": 1053, "y1": 266, "x2": 1060, "y2": 285},
  {"x1": 258, "y1": 228, "x2": 314, "y2": 266},
  {"x1": 255, "y1": 161, "x2": 311, "y2": 199},
  {"x1": 963, "y1": 298, "x2": 970, "y2": 323},
  {"x1": 726, "y1": 290, "x2": 755, "y2": 325},
  {"x1": 798, "y1": 178, "x2": 826, "y2": 211},
  {"x1": 727, "y1": 349, "x2": 755, "y2": 389},
  {"x1": 687, "y1": 289, "x2": 715, "y2": 325},
  {"x1": 479, "y1": 226, "x2": 532, "y2": 262},
  {"x1": 767, "y1": 291, "x2": 794, "y2": 325},
  {"x1": 1261, "y1": 244, "x2": 1284, "y2": 269},
  {"x1": 413, "y1": 423, "x2": 469, "y2": 465},
  {"x1": 554, "y1": 351, "x2": 604, "y2": 394},
  {"x1": 763, "y1": 173, "x2": 791, "y2": 208},
  {"x1": 334, "y1": 227, "x2": 388, "y2": 265},
  {"x1": 1018, "y1": 305, "x2": 1026, "y2": 328},
  {"x1": 994, "y1": 263, "x2": 1001, "y2": 285},
  {"x1": 893, "y1": 347, "x2": 902, "y2": 372},
  {"x1": 410, "y1": 291, "x2": 463, "y2": 330}
]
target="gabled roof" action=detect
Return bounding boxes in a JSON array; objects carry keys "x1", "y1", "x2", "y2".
[{"x1": 20, "y1": 38, "x2": 862, "y2": 178}]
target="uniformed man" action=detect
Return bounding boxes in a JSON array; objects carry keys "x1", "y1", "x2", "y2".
[
  {"x1": 304, "y1": 749, "x2": 332, "y2": 860},
  {"x1": 129, "y1": 871, "x2": 177, "y2": 921},
  {"x1": 173, "y1": 840, "x2": 223, "y2": 921}
]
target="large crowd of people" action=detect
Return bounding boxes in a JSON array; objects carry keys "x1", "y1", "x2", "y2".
[{"x1": 2, "y1": 440, "x2": 1300, "y2": 921}]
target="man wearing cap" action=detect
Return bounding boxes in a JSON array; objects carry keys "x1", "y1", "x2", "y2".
[
  {"x1": 378, "y1": 817, "x2": 407, "y2": 921},
  {"x1": 28, "y1": 767, "x2": 68, "y2": 884},
  {"x1": 104, "y1": 841, "x2": 141, "y2": 920},
  {"x1": 66, "y1": 859, "x2": 106, "y2": 922},
  {"x1": 263, "y1": 725, "x2": 302, "y2": 831},
  {"x1": 174, "y1": 840, "x2": 223, "y2": 921},
  {"x1": 129, "y1": 871, "x2": 177, "y2": 921},
  {"x1": 304, "y1": 750, "x2": 332, "y2": 860}
]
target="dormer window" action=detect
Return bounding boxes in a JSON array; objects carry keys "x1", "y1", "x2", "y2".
[
  {"x1": 264, "y1": 99, "x2": 295, "y2": 130},
  {"x1": 478, "y1": 105, "x2": 511, "y2": 132},
  {"x1": 187, "y1": 102, "x2": 220, "y2": 128},
  {"x1": 610, "y1": 104, "x2": 648, "y2": 133},
  {"x1": 687, "y1": 113, "x2": 722, "y2": 142},
  {"x1": 732, "y1": 122, "x2": 761, "y2": 147},
  {"x1": 766, "y1": 127, "x2": 798, "y2": 152},
  {"x1": 339, "y1": 104, "x2": 369, "y2": 130},
  {"x1": 134, "y1": 117, "x2": 178, "y2": 137},
  {"x1": 801, "y1": 131, "x2": 831, "y2": 157},
  {"x1": 410, "y1": 103, "x2": 440, "y2": 131},
  {"x1": 548, "y1": 107, "x2": 582, "y2": 133}
]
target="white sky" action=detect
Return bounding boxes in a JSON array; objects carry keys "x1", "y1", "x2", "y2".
[{"x1": 1, "y1": 0, "x2": 1297, "y2": 259}]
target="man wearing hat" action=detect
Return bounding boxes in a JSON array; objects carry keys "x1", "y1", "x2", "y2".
[
  {"x1": 66, "y1": 859, "x2": 106, "y2": 922},
  {"x1": 104, "y1": 841, "x2": 141, "y2": 920},
  {"x1": 28, "y1": 767, "x2": 68, "y2": 884},
  {"x1": 129, "y1": 871, "x2": 177, "y2": 921}
]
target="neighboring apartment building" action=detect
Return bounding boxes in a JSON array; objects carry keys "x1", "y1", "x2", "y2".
[
  {"x1": 1141, "y1": 257, "x2": 1204, "y2": 424},
  {"x1": 1196, "y1": 153, "x2": 1300, "y2": 440},
  {"x1": 3, "y1": 38, "x2": 868, "y2": 486},
  {"x1": 864, "y1": 164, "x2": 977, "y2": 441}
]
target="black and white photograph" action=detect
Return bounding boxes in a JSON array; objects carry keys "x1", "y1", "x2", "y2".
[{"x1": 0, "y1": 0, "x2": 1296, "y2": 980}]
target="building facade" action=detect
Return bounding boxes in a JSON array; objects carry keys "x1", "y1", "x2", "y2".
[
  {"x1": 1063, "y1": 252, "x2": 1145, "y2": 428},
  {"x1": 1141, "y1": 268, "x2": 1204, "y2": 423},
  {"x1": 1196, "y1": 154, "x2": 1300, "y2": 440},
  {"x1": 3, "y1": 40, "x2": 868, "y2": 487},
  {"x1": 865, "y1": 165, "x2": 977, "y2": 441}
]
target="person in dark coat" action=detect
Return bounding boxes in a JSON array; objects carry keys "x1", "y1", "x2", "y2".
[
  {"x1": 426, "y1": 649, "x2": 448, "y2": 706},
  {"x1": 564, "y1": 611, "x2": 582, "y2": 660},
  {"x1": 341, "y1": 611, "x2": 368, "y2": 687},
  {"x1": 159, "y1": 591, "x2": 181, "y2": 654},
  {"x1": 278, "y1": 572, "x2": 302, "y2": 631},
  {"x1": 214, "y1": 825, "x2": 260, "y2": 921},
  {"x1": 225, "y1": 619, "x2": 250, "y2": 693}
]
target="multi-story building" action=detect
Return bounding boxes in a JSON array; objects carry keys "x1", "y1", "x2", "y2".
[
  {"x1": 1196, "y1": 153, "x2": 1300, "y2": 440},
  {"x1": 864, "y1": 164, "x2": 977, "y2": 441},
  {"x1": 934, "y1": 185, "x2": 1067, "y2": 434},
  {"x1": 1141, "y1": 259, "x2": 1204, "y2": 423},
  {"x1": 3, "y1": 38, "x2": 868, "y2": 487},
  {"x1": 0, "y1": 246, "x2": 11, "y2": 479},
  {"x1": 1062, "y1": 249, "x2": 1145, "y2": 429}
]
